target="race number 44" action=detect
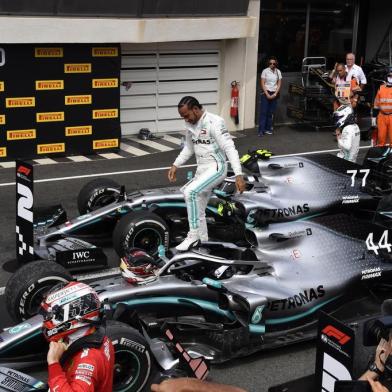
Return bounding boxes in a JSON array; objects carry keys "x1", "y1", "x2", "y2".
[
  {"x1": 347, "y1": 169, "x2": 370, "y2": 187},
  {"x1": 366, "y1": 230, "x2": 391, "y2": 255}
]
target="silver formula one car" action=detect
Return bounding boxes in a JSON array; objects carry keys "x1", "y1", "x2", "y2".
[
  {"x1": 28, "y1": 148, "x2": 392, "y2": 272},
  {"x1": 3, "y1": 202, "x2": 392, "y2": 375}
]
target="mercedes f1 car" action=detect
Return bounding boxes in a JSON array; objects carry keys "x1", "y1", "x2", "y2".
[
  {"x1": 2, "y1": 203, "x2": 392, "y2": 388},
  {"x1": 26, "y1": 147, "x2": 392, "y2": 274}
]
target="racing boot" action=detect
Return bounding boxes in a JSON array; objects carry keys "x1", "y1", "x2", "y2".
[{"x1": 176, "y1": 230, "x2": 200, "y2": 251}]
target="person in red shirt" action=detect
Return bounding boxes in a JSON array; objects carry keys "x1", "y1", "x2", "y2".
[{"x1": 40, "y1": 282, "x2": 114, "y2": 392}]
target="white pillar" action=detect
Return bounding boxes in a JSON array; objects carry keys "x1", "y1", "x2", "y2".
[{"x1": 219, "y1": 0, "x2": 260, "y2": 132}]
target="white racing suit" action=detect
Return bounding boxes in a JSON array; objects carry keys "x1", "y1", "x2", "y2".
[
  {"x1": 173, "y1": 111, "x2": 242, "y2": 241},
  {"x1": 337, "y1": 123, "x2": 360, "y2": 163}
]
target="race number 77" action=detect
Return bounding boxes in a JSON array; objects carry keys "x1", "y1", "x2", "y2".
[{"x1": 347, "y1": 169, "x2": 370, "y2": 187}]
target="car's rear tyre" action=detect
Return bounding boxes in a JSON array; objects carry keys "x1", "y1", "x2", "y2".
[
  {"x1": 78, "y1": 178, "x2": 121, "y2": 215},
  {"x1": 5, "y1": 260, "x2": 72, "y2": 322},
  {"x1": 113, "y1": 211, "x2": 169, "y2": 259},
  {"x1": 106, "y1": 321, "x2": 157, "y2": 392}
]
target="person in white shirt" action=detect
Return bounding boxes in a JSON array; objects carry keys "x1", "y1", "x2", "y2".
[
  {"x1": 258, "y1": 57, "x2": 282, "y2": 136},
  {"x1": 345, "y1": 52, "x2": 367, "y2": 86},
  {"x1": 333, "y1": 104, "x2": 360, "y2": 162},
  {"x1": 168, "y1": 96, "x2": 246, "y2": 251}
]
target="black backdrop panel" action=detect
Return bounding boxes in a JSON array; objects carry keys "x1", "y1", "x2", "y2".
[
  {"x1": 0, "y1": 44, "x2": 121, "y2": 161},
  {"x1": 0, "y1": 0, "x2": 249, "y2": 17}
]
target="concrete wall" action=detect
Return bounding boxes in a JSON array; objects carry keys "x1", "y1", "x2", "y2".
[{"x1": 219, "y1": 0, "x2": 260, "y2": 132}]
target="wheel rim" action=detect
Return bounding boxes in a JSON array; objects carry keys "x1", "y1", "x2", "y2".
[
  {"x1": 131, "y1": 228, "x2": 162, "y2": 256},
  {"x1": 90, "y1": 192, "x2": 118, "y2": 210},
  {"x1": 113, "y1": 350, "x2": 142, "y2": 392},
  {"x1": 25, "y1": 278, "x2": 69, "y2": 319}
]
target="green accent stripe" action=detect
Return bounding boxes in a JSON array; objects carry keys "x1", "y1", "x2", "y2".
[
  {"x1": 120, "y1": 296, "x2": 235, "y2": 320},
  {"x1": 265, "y1": 295, "x2": 342, "y2": 325},
  {"x1": 189, "y1": 152, "x2": 225, "y2": 230},
  {"x1": 155, "y1": 202, "x2": 218, "y2": 215}
]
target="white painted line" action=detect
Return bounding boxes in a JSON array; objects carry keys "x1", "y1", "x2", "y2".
[
  {"x1": 0, "y1": 161, "x2": 16, "y2": 168},
  {"x1": 98, "y1": 153, "x2": 123, "y2": 160},
  {"x1": 134, "y1": 138, "x2": 173, "y2": 152},
  {"x1": 68, "y1": 155, "x2": 91, "y2": 162},
  {"x1": 120, "y1": 143, "x2": 149, "y2": 156},
  {"x1": 33, "y1": 158, "x2": 58, "y2": 165},
  {"x1": 163, "y1": 135, "x2": 182, "y2": 145},
  {"x1": 0, "y1": 145, "x2": 373, "y2": 188}
]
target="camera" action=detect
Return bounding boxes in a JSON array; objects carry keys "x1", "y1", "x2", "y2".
[{"x1": 363, "y1": 315, "x2": 392, "y2": 346}]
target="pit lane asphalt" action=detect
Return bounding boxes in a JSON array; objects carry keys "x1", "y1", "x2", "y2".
[{"x1": 0, "y1": 126, "x2": 371, "y2": 391}]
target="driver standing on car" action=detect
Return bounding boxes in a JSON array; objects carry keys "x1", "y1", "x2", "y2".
[
  {"x1": 42, "y1": 282, "x2": 114, "y2": 392},
  {"x1": 168, "y1": 96, "x2": 246, "y2": 251}
]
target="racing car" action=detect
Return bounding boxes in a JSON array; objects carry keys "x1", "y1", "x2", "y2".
[
  {"x1": 3, "y1": 205, "x2": 392, "y2": 384},
  {"x1": 27, "y1": 147, "x2": 392, "y2": 274}
]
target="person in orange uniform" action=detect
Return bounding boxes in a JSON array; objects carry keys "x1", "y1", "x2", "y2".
[
  {"x1": 331, "y1": 63, "x2": 361, "y2": 110},
  {"x1": 373, "y1": 67, "x2": 392, "y2": 146}
]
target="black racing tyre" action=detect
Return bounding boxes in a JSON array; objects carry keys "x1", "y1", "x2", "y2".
[
  {"x1": 5, "y1": 260, "x2": 72, "y2": 322},
  {"x1": 113, "y1": 211, "x2": 169, "y2": 259},
  {"x1": 77, "y1": 178, "x2": 121, "y2": 215},
  {"x1": 106, "y1": 321, "x2": 157, "y2": 392}
]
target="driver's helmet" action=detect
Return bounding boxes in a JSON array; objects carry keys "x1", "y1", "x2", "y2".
[
  {"x1": 332, "y1": 104, "x2": 355, "y2": 128},
  {"x1": 120, "y1": 248, "x2": 159, "y2": 284},
  {"x1": 40, "y1": 282, "x2": 101, "y2": 342}
]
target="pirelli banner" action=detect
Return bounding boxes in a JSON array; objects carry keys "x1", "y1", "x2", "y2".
[{"x1": 0, "y1": 44, "x2": 121, "y2": 160}]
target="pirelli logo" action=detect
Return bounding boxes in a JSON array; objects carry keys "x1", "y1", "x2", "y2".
[
  {"x1": 35, "y1": 47, "x2": 64, "y2": 57},
  {"x1": 0, "y1": 147, "x2": 6, "y2": 157},
  {"x1": 6, "y1": 97, "x2": 35, "y2": 108},
  {"x1": 0, "y1": 115, "x2": 5, "y2": 125},
  {"x1": 65, "y1": 95, "x2": 92, "y2": 105},
  {"x1": 7, "y1": 129, "x2": 36, "y2": 140},
  {"x1": 36, "y1": 112, "x2": 65, "y2": 122},
  {"x1": 36, "y1": 80, "x2": 64, "y2": 90},
  {"x1": 93, "y1": 109, "x2": 118, "y2": 119},
  {"x1": 0, "y1": 81, "x2": 4, "y2": 92},
  {"x1": 37, "y1": 143, "x2": 65, "y2": 154},
  {"x1": 92, "y1": 78, "x2": 118, "y2": 88},
  {"x1": 66, "y1": 125, "x2": 92, "y2": 136},
  {"x1": 92, "y1": 47, "x2": 119, "y2": 57},
  {"x1": 93, "y1": 138, "x2": 119, "y2": 149},
  {"x1": 64, "y1": 63, "x2": 91, "y2": 73}
]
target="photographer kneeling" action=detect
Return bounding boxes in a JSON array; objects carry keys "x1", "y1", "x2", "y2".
[{"x1": 359, "y1": 336, "x2": 392, "y2": 392}]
